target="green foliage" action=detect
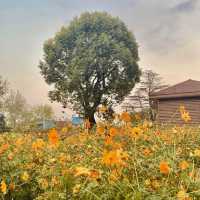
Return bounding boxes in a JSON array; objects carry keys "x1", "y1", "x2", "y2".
[{"x1": 39, "y1": 12, "x2": 140, "y2": 122}]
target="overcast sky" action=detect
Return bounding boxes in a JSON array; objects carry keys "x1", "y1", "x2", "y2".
[{"x1": 0, "y1": 0, "x2": 200, "y2": 118}]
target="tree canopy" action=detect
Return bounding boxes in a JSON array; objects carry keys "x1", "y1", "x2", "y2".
[{"x1": 39, "y1": 12, "x2": 141, "y2": 124}]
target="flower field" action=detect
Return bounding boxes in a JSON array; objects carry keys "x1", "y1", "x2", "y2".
[{"x1": 1, "y1": 110, "x2": 200, "y2": 199}]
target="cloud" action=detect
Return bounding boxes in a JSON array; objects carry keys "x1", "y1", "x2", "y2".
[{"x1": 171, "y1": 0, "x2": 198, "y2": 13}]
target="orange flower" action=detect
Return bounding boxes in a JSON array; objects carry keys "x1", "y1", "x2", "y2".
[
  {"x1": 7, "y1": 153, "x2": 14, "y2": 161},
  {"x1": 179, "y1": 161, "x2": 189, "y2": 171},
  {"x1": 48, "y1": 129, "x2": 59, "y2": 145},
  {"x1": 9, "y1": 182, "x2": 15, "y2": 191},
  {"x1": 104, "y1": 136, "x2": 113, "y2": 146},
  {"x1": 159, "y1": 161, "x2": 170, "y2": 175},
  {"x1": 109, "y1": 127, "x2": 118, "y2": 137},
  {"x1": 143, "y1": 148, "x2": 151, "y2": 156},
  {"x1": 0, "y1": 143, "x2": 9, "y2": 154},
  {"x1": 15, "y1": 138, "x2": 24, "y2": 147},
  {"x1": 0, "y1": 180, "x2": 7, "y2": 194},
  {"x1": 154, "y1": 130, "x2": 161, "y2": 136},
  {"x1": 96, "y1": 126, "x2": 105, "y2": 135},
  {"x1": 89, "y1": 169, "x2": 101, "y2": 180},
  {"x1": 120, "y1": 112, "x2": 131, "y2": 122},
  {"x1": 102, "y1": 149, "x2": 128, "y2": 166},
  {"x1": 102, "y1": 150, "x2": 120, "y2": 166}
]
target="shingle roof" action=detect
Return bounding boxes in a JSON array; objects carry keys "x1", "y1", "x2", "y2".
[{"x1": 150, "y1": 79, "x2": 200, "y2": 99}]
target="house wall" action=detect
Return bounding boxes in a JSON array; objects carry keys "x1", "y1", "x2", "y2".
[{"x1": 157, "y1": 97, "x2": 200, "y2": 124}]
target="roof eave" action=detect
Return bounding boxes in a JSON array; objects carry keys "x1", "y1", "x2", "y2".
[{"x1": 150, "y1": 93, "x2": 200, "y2": 100}]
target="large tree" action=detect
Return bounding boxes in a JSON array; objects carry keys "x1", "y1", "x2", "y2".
[{"x1": 39, "y1": 12, "x2": 140, "y2": 124}]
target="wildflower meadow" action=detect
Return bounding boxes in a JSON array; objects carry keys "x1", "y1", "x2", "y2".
[{"x1": 0, "y1": 106, "x2": 200, "y2": 200}]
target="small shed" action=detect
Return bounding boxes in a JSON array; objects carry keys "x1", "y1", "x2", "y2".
[{"x1": 150, "y1": 79, "x2": 200, "y2": 124}]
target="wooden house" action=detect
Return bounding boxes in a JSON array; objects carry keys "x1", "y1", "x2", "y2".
[{"x1": 150, "y1": 79, "x2": 200, "y2": 124}]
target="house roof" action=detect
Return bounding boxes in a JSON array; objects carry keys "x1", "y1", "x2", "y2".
[{"x1": 150, "y1": 79, "x2": 200, "y2": 99}]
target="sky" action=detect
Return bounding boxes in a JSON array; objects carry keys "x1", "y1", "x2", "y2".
[{"x1": 0, "y1": 0, "x2": 200, "y2": 118}]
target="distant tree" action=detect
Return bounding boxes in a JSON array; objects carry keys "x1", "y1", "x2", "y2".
[
  {"x1": 0, "y1": 75, "x2": 8, "y2": 109},
  {"x1": 4, "y1": 90, "x2": 28, "y2": 130},
  {"x1": 32, "y1": 104, "x2": 54, "y2": 121},
  {"x1": 0, "y1": 113, "x2": 6, "y2": 132},
  {"x1": 17, "y1": 104, "x2": 55, "y2": 132},
  {"x1": 0, "y1": 76, "x2": 8, "y2": 132},
  {"x1": 39, "y1": 12, "x2": 140, "y2": 125},
  {"x1": 123, "y1": 69, "x2": 168, "y2": 120}
]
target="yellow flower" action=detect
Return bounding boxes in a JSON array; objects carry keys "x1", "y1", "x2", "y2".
[
  {"x1": 181, "y1": 111, "x2": 191, "y2": 123},
  {"x1": 0, "y1": 180, "x2": 7, "y2": 194},
  {"x1": 180, "y1": 106, "x2": 191, "y2": 123},
  {"x1": 38, "y1": 178, "x2": 48, "y2": 190},
  {"x1": 21, "y1": 171, "x2": 29, "y2": 182},
  {"x1": 159, "y1": 161, "x2": 170, "y2": 175},
  {"x1": 73, "y1": 184, "x2": 81, "y2": 194},
  {"x1": 177, "y1": 190, "x2": 189, "y2": 200},
  {"x1": 144, "y1": 179, "x2": 151, "y2": 186},
  {"x1": 179, "y1": 161, "x2": 189, "y2": 171},
  {"x1": 194, "y1": 149, "x2": 200, "y2": 157},
  {"x1": 51, "y1": 176, "x2": 59, "y2": 186},
  {"x1": 151, "y1": 179, "x2": 161, "y2": 189},
  {"x1": 32, "y1": 139, "x2": 45, "y2": 151},
  {"x1": 74, "y1": 167, "x2": 90, "y2": 177},
  {"x1": 61, "y1": 127, "x2": 68, "y2": 133},
  {"x1": 131, "y1": 127, "x2": 142, "y2": 139}
]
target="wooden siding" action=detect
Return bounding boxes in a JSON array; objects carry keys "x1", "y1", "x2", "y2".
[{"x1": 157, "y1": 97, "x2": 200, "y2": 124}]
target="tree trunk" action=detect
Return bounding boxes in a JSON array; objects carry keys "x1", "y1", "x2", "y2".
[{"x1": 85, "y1": 111, "x2": 96, "y2": 128}]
